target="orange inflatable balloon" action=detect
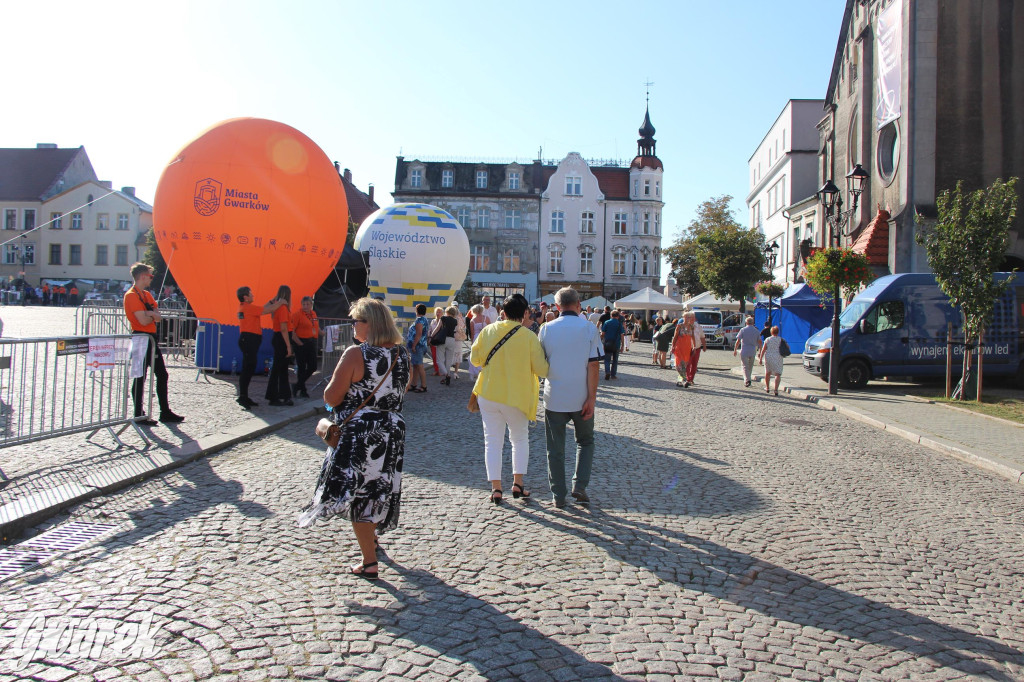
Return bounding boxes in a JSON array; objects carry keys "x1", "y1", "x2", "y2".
[{"x1": 153, "y1": 118, "x2": 348, "y2": 326}]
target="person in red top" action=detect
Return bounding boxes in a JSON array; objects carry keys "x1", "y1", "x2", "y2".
[
  {"x1": 290, "y1": 295, "x2": 321, "y2": 399},
  {"x1": 70, "y1": 285, "x2": 79, "y2": 306},
  {"x1": 123, "y1": 262, "x2": 184, "y2": 425},
  {"x1": 235, "y1": 286, "x2": 285, "y2": 410},
  {"x1": 265, "y1": 284, "x2": 295, "y2": 406},
  {"x1": 41, "y1": 283, "x2": 50, "y2": 306}
]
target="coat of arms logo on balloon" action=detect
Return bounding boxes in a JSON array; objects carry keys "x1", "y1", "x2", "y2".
[{"x1": 354, "y1": 203, "x2": 470, "y2": 323}]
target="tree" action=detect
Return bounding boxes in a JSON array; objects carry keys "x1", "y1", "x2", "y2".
[
  {"x1": 695, "y1": 227, "x2": 766, "y2": 315},
  {"x1": 664, "y1": 195, "x2": 742, "y2": 299},
  {"x1": 142, "y1": 228, "x2": 176, "y2": 289},
  {"x1": 916, "y1": 177, "x2": 1018, "y2": 400},
  {"x1": 454, "y1": 274, "x2": 479, "y2": 308}
]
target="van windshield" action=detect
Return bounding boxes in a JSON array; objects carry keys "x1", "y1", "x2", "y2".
[
  {"x1": 839, "y1": 300, "x2": 871, "y2": 329},
  {"x1": 694, "y1": 311, "x2": 721, "y2": 326}
]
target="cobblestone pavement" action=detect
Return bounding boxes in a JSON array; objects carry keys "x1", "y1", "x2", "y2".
[{"x1": 1, "y1": 311, "x2": 1023, "y2": 680}]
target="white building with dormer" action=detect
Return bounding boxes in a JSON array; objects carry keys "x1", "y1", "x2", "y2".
[{"x1": 538, "y1": 107, "x2": 664, "y2": 300}]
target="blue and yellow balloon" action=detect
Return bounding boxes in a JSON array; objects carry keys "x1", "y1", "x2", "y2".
[{"x1": 353, "y1": 203, "x2": 470, "y2": 321}]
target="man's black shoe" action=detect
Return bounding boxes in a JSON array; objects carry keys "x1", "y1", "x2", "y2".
[
  {"x1": 268, "y1": 399, "x2": 284, "y2": 406},
  {"x1": 159, "y1": 412, "x2": 185, "y2": 423},
  {"x1": 236, "y1": 397, "x2": 252, "y2": 410},
  {"x1": 134, "y1": 417, "x2": 158, "y2": 426},
  {"x1": 282, "y1": 399, "x2": 295, "y2": 406},
  {"x1": 571, "y1": 490, "x2": 590, "y2": 505}
]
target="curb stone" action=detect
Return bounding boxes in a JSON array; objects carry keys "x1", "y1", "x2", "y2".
[{"x1": 0, "y1": 405, "x2": 323, "y2": 540}]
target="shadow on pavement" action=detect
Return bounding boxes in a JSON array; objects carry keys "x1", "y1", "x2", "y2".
[
  {"x1": 517, "y1": 506, "x2": 1022, "y2": 679},
  {"x1": 342, "y1": 557, "x2": 626, "y2": 682}
]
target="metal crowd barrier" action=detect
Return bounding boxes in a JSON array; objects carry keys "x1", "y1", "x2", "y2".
[
  {"x1": 314, "y1": 318, "x2": 355, "y2": 388},
  {"x1": 0, "y1": 335, "x2": 151, "y2": 464},
  {"x1": 75, "y1": 306, "x2": 221, "y2": 380}
]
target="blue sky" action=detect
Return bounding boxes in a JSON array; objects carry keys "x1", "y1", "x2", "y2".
[{"x1": 2, "y1": 0, "x2": 845, "y2": 272}]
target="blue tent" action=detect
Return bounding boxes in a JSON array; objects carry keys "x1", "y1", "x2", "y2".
[{"x1": 754, "y1": 284, "x2": 834, "y2": 353}]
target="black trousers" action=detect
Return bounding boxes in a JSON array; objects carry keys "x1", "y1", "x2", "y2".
[
  {"x1": 237, "y1": 332, "x2": 262, "y2": 400},
  {"x1": 132, "y1": 333, "x2": 169, "y2": 417},
  {"x1": 294, "y1": 338, "x2": 317, "y2": 392},
  {"x1": 265, "y1": 332, "x2": 292, "y2": 401}
]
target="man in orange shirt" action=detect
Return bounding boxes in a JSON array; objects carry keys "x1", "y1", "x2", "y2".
[
  {"x1": 124, "y1": 262, "x2": 184, "y2": 425},
  {"x1": 235, "y1": 286, "x2": 284, "y2": 409},
  {"x1": 290, "y1": 295, "x2": 320, "y2": 399}
]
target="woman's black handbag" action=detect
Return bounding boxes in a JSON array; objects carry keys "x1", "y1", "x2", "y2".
[{"x1": 779, "y1": 338, "x2": 792, "y2": 357}]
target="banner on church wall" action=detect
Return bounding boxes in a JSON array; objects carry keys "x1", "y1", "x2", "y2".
[{"x1": 876, "y1": 0, "x2": 903, "y2": 129}]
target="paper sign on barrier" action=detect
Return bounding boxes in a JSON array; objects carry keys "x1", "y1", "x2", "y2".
[{"x1": 86, "y1": 338, "x2": 128, "y2": 373}]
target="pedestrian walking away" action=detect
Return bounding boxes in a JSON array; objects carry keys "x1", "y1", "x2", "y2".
[
  {"x1": 682, "y1": 311, "x2": 708, "y2": 386},
  {"x1": 435, "y1": 306, "x2": 459, "y2": 385},
  {"x1": 405, "y1": 304, "x2": 429, "y2": 392},
  {"x1": 265, "y1": 285, "x2": 295, "y2": 406},
  {"x1": 758, "y1": 324, "x2": 785, "y2": 396},
  {"x1": 470, "y1": 293, "x2": 549, "y2": 504},
  {"x1": 298, "y1": 297, "x2": 410, "y2": 580},
  {"x1": 291, "y1": 295, "x2": 320, "y2": 398},
  {"x1": 733, "y1": 315, "x2": 762, "y2": 387},
  {"x1": 538, "y1": 287, "x2": 602, "y2": 508},
  {"x1": 235, "y1": 285, "x2": 284, "y2": 409},
  {"x1": 600, "y1": 309, "x2": 626, "y2": 380},
  {"x1": 428, "y1": 307, "x2": 444, "y2": 376},
  {"x1": 123, "y1": 262, "x2": 184, "y2": 425}
]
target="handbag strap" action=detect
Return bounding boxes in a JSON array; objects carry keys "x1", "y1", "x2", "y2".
[
  {"x1": 338, "y1": 348, "x2": 400, "y2": 426},
  {"x1": 484, "y1": 326, "x2": 520, "y2": 367}
]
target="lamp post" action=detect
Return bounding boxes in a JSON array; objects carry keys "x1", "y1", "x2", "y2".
[
  {"x1": 816, "y1": 163, "x2": 870, "y2": 395},
  {"x1": 763, "y1": 240, "x2": 779, "y2": 327}
]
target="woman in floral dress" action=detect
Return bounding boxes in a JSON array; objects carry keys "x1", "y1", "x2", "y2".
[{"x1": 298, "y1": 298, "x2": 409, "y2": 580}]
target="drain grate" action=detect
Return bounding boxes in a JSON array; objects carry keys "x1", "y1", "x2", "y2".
[{"x1": 0, "y1": 521, "x2": 119, "y2": 581}]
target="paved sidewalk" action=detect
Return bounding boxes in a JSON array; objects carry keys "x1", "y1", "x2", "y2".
[{"x1": 725, "y1": 354, "x2": 1024, "y2": 484}]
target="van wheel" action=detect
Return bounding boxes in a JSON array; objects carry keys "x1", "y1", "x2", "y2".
[{"x1": 839, "y1": 359, "x2": 870, "y2": 389}]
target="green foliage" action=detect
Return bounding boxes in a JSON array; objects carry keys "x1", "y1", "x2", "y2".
[
  {"x1": 754, "y1": 281, "x2": 786, "y2": 298},
  {"x1": 665, "y1": 196, "x2": 766, "y2": 309},
  {"x1": 803, "y1": 248, "x2": 874, "y2": 302},
  {"x1": 916, "y1": 177, "x2": 1018, "y2": 342},
  {"x1": 454, "y1": 274, "x2": 479, "y2": 307},
  {"x1": 695, "y1": 227, "x2": 766, "y2": 309},
  {"x1": 142, "y1": 228, "x2": 175, "y2": 287}
]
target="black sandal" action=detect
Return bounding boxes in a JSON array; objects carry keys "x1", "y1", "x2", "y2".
[
  {"x1": 490, "y1": 489, "x2": 503, "y2": 504},
  {"x1": 351, "y1": 561, "x2": 379, "y2": 580},
  {"x1": 511, "y1": 482, "x2": 530, "y2": 499}
]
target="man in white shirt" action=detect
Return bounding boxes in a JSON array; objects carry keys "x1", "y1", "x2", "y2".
[
  {"x1": 538, "y1": 287, "x2": 603, "y2": 508},
  {"x1": 733, "y1": 315, "x2": 763, "y2": 387},
  {"x1": 587, "y1": 307, "x2": 603, "y2": 326},
  {"x1": 480, "y1": 295, "x2": 499, "y2": 326}
]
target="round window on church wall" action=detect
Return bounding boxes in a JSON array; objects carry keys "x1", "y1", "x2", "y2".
[{"x1": 877, "y1": 122, "x2": 900, "y2": 185}]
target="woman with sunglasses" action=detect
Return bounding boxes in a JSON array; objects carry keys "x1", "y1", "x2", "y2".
[{"x1": 299, "y1": 298, "x2": 410, "y2": 580}]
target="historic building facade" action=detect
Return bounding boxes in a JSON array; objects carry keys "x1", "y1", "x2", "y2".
[
  {"x1": 746, "y1": 100, "x2": 824, "y2": 284},
  {"x1": 392, "y1": 158, "x2": 544, "y2": 301},
  {"x1": 392, "y1": 106, "x2": 664, "y2": 302},
  {"x1": 821, "y1": 0, "x2": 1024, "y2": 274}
]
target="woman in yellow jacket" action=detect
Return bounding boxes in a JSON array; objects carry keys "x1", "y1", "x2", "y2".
[{"x1": 470, "y1": 293, "x2": 549, "y2": 504}]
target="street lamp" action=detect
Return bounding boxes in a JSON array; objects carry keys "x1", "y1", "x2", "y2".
[
  {"x1": 817, "y1": 163, "x2": 869, "y2": 394},
  {"x1": 763, "y1": 240, "x2": 779, "y2": 327}
]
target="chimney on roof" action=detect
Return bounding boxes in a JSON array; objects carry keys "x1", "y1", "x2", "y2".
[
  {"x1": 36, "y1": 143, "x2": 58, "y2": 149},
  {"x1": 100, "y1": 181, "x2": 112, "y2": 189},
  {"x1": 121, "y1": 186, "x2": 135, "y2": 196},
  {"x1": 343, "y1": 168, "x2": 352, "y2": 183},
  {"x1": 368, "y1": 184, "x2": 375, "y2": 204}
]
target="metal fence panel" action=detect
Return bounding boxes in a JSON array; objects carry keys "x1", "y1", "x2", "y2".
[
  {"x1": 0, "y1": 335, "x2": 150, "y2": 458},
  {"x1": 315, "y1": 318, "x2": 354, "y2": 388}
]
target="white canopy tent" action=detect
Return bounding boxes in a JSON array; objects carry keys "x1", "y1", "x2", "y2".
[
  {"x1": 613, "y1": 287, "x2": 686, "y2": 311},
  {"x1": 581, "y1": 295, "x2": 612, "y2": 310},
  {"x1": 682, "y1": 291, "x2": 753, "y2": 311}
]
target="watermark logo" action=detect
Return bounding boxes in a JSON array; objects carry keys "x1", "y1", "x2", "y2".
[
  {"x1": 194, "y1": 177, "x2": 222, "y2": 216},
  {"x1": 4, "y1": 612, "x2": 164, "y2": 671}
]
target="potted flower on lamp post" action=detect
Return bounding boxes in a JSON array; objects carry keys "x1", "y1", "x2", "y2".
[{"x1": 755, "y1": 280, "x2": 785, "y2": 329}]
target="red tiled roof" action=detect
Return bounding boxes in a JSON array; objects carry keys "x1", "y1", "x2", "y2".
[
  {"x1": 0, "y1": 147, "x2": 88, "y2": 201},
  {"x1": 852, "y1": 208, "x2": 890, "y2": 266},
  {"x1": 591, "y1": 167, "x2": 629, "y2": 200},
  {"x1": 342, "y1": 174, "x2": 378, "y2": 225},
  {"x1": 630, "y1": 155, "x2": 663, "y2": 171}
]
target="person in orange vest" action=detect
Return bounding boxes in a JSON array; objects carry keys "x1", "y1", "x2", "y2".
[
  {"x1": 235, "y1": 285, "x2": 284, "y2": 409},
  {"x1": 291, "y1": 296, "x2": 321, "y2": 398},
  {"x1": 70, "y1": 284, "x2": 79, "y2": 306},
  {"x1": 124, "y1": 262, "x2": 184, "y2": 425},
  {"x1": 41, "y1": 283, "x2": 50, "y2": 306}
]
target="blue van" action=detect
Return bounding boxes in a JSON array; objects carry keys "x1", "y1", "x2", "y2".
[{"x1": 802, "y1": 273, "x2": 1024, "y2": 388}]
